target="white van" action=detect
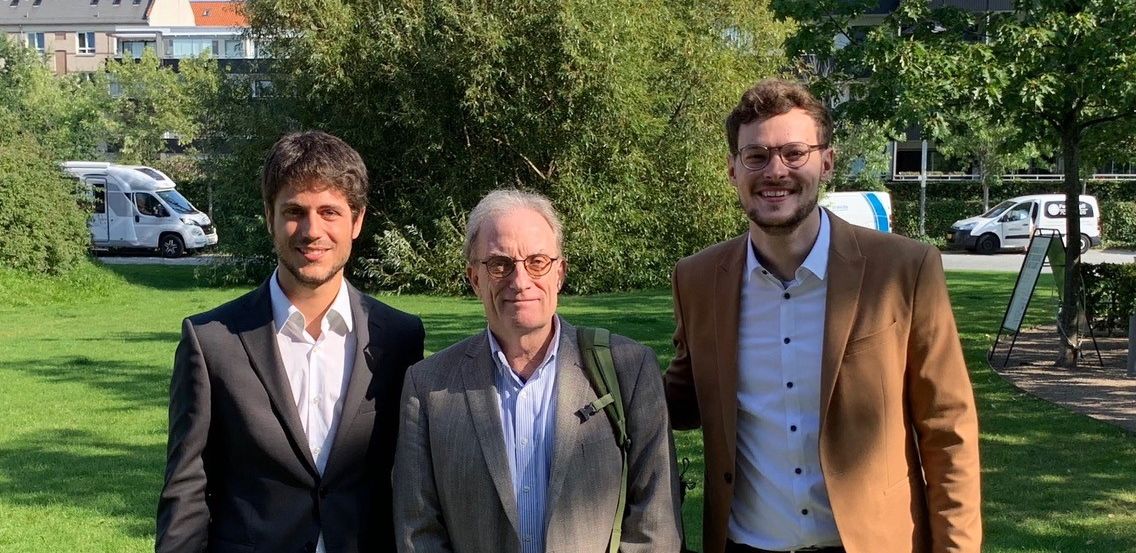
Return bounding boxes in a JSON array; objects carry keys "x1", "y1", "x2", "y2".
[
  {"x1": 948, "y1": 194, "x2": 1101, "y2": 254},
  {"x1": 62, "y1": 162, "x2": 218, "y2": 257},
  {"x1": 819, "y1": 191, "x2": 892, "y2": 232}
]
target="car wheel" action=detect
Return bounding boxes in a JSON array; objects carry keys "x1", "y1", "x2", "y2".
[
  {"x1": 1079, "y1": 233, "x2": 1091, "y2": 254},
  {"x1": 160, "y1": 234, "x2": 185, "y2": 258},
  {"x1": 975, "y1": 234, "x2": 999, "y2": 255}
]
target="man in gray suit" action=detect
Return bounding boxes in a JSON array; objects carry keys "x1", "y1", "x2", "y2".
[
  {"x1": 157, "y1": 131, "x2": 425, "y2": 553},
  {"x1": 393, "y1": 189, "x2": 682, "y2": 553}
]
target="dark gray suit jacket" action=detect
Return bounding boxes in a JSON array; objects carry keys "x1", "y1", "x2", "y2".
[
  {"x1": 156, "y1": 280, "x2": 425, "y2": 553},
  {"x1": 392, "y1": 320, "x2": 682, "y2": 553}
]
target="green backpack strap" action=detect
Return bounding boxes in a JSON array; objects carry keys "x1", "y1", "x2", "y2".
[{"x1": 577, "y1": 326, "x2": 629, "y2": 553}]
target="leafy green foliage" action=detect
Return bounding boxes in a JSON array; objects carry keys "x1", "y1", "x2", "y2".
[
  {"x1": 0, "y1": 37, "x2": 96, "y2": 274},
  {"x1": 1080, "y1": 262, "x2": 1136, "y2": 335},
  {"x1": 220, "y1": 0, "x2": 788, "y2": 293},
  {"x1": 1100, "y1": 200, "x2": 1136, "y2": 248},
  {"x1": 830, "y1": 120, "x2": 890, "y2": 191}
]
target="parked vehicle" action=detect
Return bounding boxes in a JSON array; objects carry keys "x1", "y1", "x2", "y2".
[
  {"x1": 62, "y1": 161, "x2": 218, "y2": 257},
  {"x1": 819, "y1": 191, "x2": 892, "y2": 232},
  {"x1": 948, "y1": 194, "x2": 1101, "y2": 255}
]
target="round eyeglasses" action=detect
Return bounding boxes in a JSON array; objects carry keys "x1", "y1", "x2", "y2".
[
  {"x1": 736, "y1": 142, "x2": 829, "y2": 171},
  {"x1": 480, "y1": 254, "x2": 559, "y2": 279}
]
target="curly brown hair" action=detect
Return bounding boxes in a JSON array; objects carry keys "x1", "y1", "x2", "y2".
[{"x1": 724, "y1": 79, "x2": 833, "y2": 155}]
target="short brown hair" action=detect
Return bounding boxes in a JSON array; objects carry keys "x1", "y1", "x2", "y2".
[
  {"x1": 724, "y1": 79, "x2": 833, "y2": 155},
  {"x1": 260, "y1": 131, "x2": 369, "y2": 217}
]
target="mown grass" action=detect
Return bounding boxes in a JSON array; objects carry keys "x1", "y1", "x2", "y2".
[{"x1": 0, "y1": 262, "x2": 1133, "y2": 552}]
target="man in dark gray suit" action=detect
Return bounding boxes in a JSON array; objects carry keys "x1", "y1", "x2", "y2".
[
  {"x1": 157, "y1": 131, "x2": 425, "y2": 553},
  {"x1": 392, "y1": 189, "x2": 682, "y2": 553}
]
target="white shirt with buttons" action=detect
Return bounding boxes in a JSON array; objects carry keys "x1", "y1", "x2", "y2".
[
  {"x1": 728, "y1": 211, "x2": 842, "y2": 550},
  {"x1": 269, "y1": 270, "x2": 356, "y2": 553}
]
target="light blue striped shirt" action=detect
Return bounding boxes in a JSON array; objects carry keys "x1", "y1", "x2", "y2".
[{"x1": 488, "y1": 317, "x2": 561, "y2": 553}]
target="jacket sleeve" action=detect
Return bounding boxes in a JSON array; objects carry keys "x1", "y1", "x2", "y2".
[
  {"x1": 906, "y1": 247, "x2": 983, "y2": 553},
  {"x1": 392, "y1": 367, "x2": 454, "y2": 553},
  {"x1": 156, "y1": 318, "x2": 212, "y2": 553},
  {"x1": 620, "y1": 346, "x2": 684, "y2": 553},
  {"x1": 664, "y1": 262, "x2": 701, "y2": 431}
]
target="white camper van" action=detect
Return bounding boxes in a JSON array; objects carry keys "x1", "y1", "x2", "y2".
[
  {"x1": 948, "y1": 194, "x2": 1101, "y2": 255},
  {"x1": 62, "y1": 162, "x2": 218, "y2": 257},
  {"x1": 819, "y1": 191, "x2": 893, "y2": 232}
]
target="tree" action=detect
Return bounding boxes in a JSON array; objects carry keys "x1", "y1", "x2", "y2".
[
  {"x1": 0, "y1": 37, "x2": 96, "y2": 273},
  {"x1": 774, "y1": 0, "x2": 1136, "y2": 366},
  {"x1": 102, "y1": 49, "x2": 221, "y2": 164},
  {"x1": 230, "y1": 0, "x2": 792, "y2": 293},
  {"x1": 932, "y1": 110, "x2": 1039, "y2": 211},
  {"x1": 830, "y1": 120, "x2": 891, "y2": 191}
]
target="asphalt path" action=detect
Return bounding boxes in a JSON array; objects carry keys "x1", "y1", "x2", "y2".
[{"x1": 95, "y1": 248, "x2": 1136, "y2": 273}]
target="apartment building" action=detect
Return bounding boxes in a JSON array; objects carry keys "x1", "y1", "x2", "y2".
[{"x1": 1, "y1": 0, "x2": 251, "y2": 75}]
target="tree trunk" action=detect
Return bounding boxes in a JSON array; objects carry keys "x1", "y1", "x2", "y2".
[{"x1": 1057, "y1": 129, "x2": 1083, "y2": 367}]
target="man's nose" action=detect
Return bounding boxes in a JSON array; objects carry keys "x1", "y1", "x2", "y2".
[{"x1": 507, "y1": 261, "x2": 534, "y2": 290}]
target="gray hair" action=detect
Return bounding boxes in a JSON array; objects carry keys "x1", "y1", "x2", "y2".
[{"x1": 463, "y1": 189, "x2": 564, "y2": 264}]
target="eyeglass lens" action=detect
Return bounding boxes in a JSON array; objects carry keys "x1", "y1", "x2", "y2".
[
  {"x1": 484, "y1": 254, "x2": 555, "y2": 278},
  {"x1": 740, "y1": 142, "x2": 815, "y2": 170}
]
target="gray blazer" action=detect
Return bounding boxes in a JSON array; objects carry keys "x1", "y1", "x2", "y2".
[{"x1": 393, "y1": 320, "x2": 682, "y2": 553}]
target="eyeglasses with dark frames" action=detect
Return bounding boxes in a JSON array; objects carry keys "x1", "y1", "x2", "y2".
[
  {"x1": 736, "y1": 142, "x2": 829, "y2": 171},
  {"x1": 480, "y1": 254, "x2": 559, "y2": 279}
]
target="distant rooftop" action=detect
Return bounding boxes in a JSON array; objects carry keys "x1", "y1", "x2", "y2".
[
  {"x1": 1, "y1": 0, "x2": 153, "y2": 25},
  {"x1": 190, "y1": 0, "x2": 244, "y2": 27}
]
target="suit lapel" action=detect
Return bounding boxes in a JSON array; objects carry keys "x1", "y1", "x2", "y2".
[
  {"x1": 461, "y1": 334, "x2": 521, "y2": 535},
  {"x1": 238, "y1": 280, "x2": 319, "y2": 477},
  {"x1": 821, "y1": 212, "x2": 866, "y2": 428},
  {"x1": 544, "y1": 322, "x2": 589, "y2": 526},
  {"x1": 325, "y1": 284, "x2": 382, "y2": 475},
  {"x1": 715, "y1": 234, "x2": 746, "y2": 463}
]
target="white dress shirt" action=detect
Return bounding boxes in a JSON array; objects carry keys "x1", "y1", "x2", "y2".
[
  {"x1": 487, "y1": 317, "x2": 560, "y2": 553},
  {"x1": 728, "y1": 210, "x2": 841, "y2": 550},
  {"x1": 269, "y1": 270, "x2": 356, "y2": 553}
]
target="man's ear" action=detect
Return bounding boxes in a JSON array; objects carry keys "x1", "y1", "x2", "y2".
[
  {"x1": 466, "y1": 264, "x2": 479, "y2": 294},
  {"x1": 351, "y1": 206, "x2": 367, "y2": 239},
  {"x1": 264, "y1": 203, "x2": 274, "y2": 235}
]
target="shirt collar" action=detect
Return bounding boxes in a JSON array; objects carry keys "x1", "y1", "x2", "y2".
[
  {"x1": 268, "y1": 268, "x2": 354, "y2": 337},
  {"x1": 487, "y1": 315, "x2": 561, "y2": 384},
  {"x1": 745, "y1": 208, "x2": 831, "y2": 285}
]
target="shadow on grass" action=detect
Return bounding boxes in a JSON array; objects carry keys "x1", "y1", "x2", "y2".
[
  {"x1": 0, "y1": 356, "x2": 169, "y2": 411},
  {"x1": 101, "y1": 265, "x2": 203, "y2": 291},
  {"x1": 0, "y1": 428, "x2": 161, "y2": 539}
]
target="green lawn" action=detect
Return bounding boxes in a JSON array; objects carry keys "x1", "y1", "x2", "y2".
[{"x1": 0, "y1": 263, "x2": 1133, "y2": 552}]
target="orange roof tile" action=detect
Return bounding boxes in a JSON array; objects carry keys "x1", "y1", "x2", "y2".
[{"x1": 190, "y1": 1, "x2": 247, "y2": 27}]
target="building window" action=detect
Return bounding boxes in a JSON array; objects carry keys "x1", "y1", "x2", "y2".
[
  {"x1": 90, "y1": 0, "x2": 99, "y2": 5},
  {"x1": 33, "y1": 0, "x2": 41, "y2": 5},
  {"x1": 9, "y1": 0, "x2": 18, "y2": 7},
  {"x1": 78, "y1": 32, "x2": 96, "y2": 55},
  {"x1": 169, "y1": 38, "x2": 214, "y2": 58},
  {"x1": 119, "y1": 40, "x2": 153, "y2": 58},
  {"x1": 222, "y1": 39, "x2": 244, "y2": 58},
  {"x1": 25, "y1": 32, "x2": 45, "y2": 53}
]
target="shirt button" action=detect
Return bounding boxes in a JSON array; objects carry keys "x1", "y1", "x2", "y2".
[
  {"x1": 801, "y1": 508, "x2": 809, "y2": 515},
  {"x1": 523, "y1": 536, "x2": 532, "y2": 543},
  {"x1": 786, "y1": 382, "x2": 794, "y2": 389},
  {"x1": 312, "y1": 396, "x2": 320, "y2": 404},
  {"x1": 783, "y1": 337, "x2": 791, "y2": 344},
  {"x1": 783, "y1": 292, "x2": 791, "y2": 299},
  {"x1": 790, "y1": 425, "x2": 797, "y2": 432},
  {"x1": 520, "y1": 439, "x2": 528, "y2": 446},
  {"x1": 523, "y1": 485, "x2": 531, "y2": 493},
  {"x1": 313, "y1": 447, "x2": 321, "y2": 456},
  {"x1": 795, "y1": 467, "x2": 802, "y2": 474}
]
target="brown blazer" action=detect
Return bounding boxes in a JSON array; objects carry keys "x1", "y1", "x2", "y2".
[{"x1": 664, "y1": 212, "x2": 981, "y2": 553}]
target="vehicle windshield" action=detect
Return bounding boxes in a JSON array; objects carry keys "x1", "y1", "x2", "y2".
[
  {"x1": 981, "y1": 201, "x2": 1016, "y2": 218},
  {"x1": 156, "y1": 190, "x2": 198, "y2": 215}
]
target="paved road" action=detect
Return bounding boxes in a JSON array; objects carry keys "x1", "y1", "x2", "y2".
[
  {"x1": 941, "y1": 248, "x2": 1136, "y2": 272},
  {"x1": 94, "y1": 253, "x2": 227, "y2": 266}
]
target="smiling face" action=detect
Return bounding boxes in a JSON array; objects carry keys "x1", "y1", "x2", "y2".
[
  {"x1": 267, "y1": 181, "x2": 364, "y2": 294},
  {"x1": 466, "y1": 207, "x2": 565, "y2": 345},
  {"x1": 728, "y1": 108, "x2": 833, "y2": 237}
]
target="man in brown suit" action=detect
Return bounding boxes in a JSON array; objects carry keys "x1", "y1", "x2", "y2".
[{"x1": 664, "y1": 79, "x2": 981, "y2": 553}]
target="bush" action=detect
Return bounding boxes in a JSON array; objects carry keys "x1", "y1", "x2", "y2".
[
  {"x1": 1101, "y1": 201, "x2": 1136, "y2": 249},
  {"x1": 358, "y1": 204, "x2": 468, "y2": 296},
  {"x1": 1080, "y1": 262, "x2": 1136, "y2": 336},
  {"x1": 0, "y1": 122, "x2": 91, "y2": 274}
]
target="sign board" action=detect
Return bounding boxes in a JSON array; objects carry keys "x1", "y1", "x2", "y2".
[{"x1": 1000, "y1": 233, "x2": 1054, "y2": 332}]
